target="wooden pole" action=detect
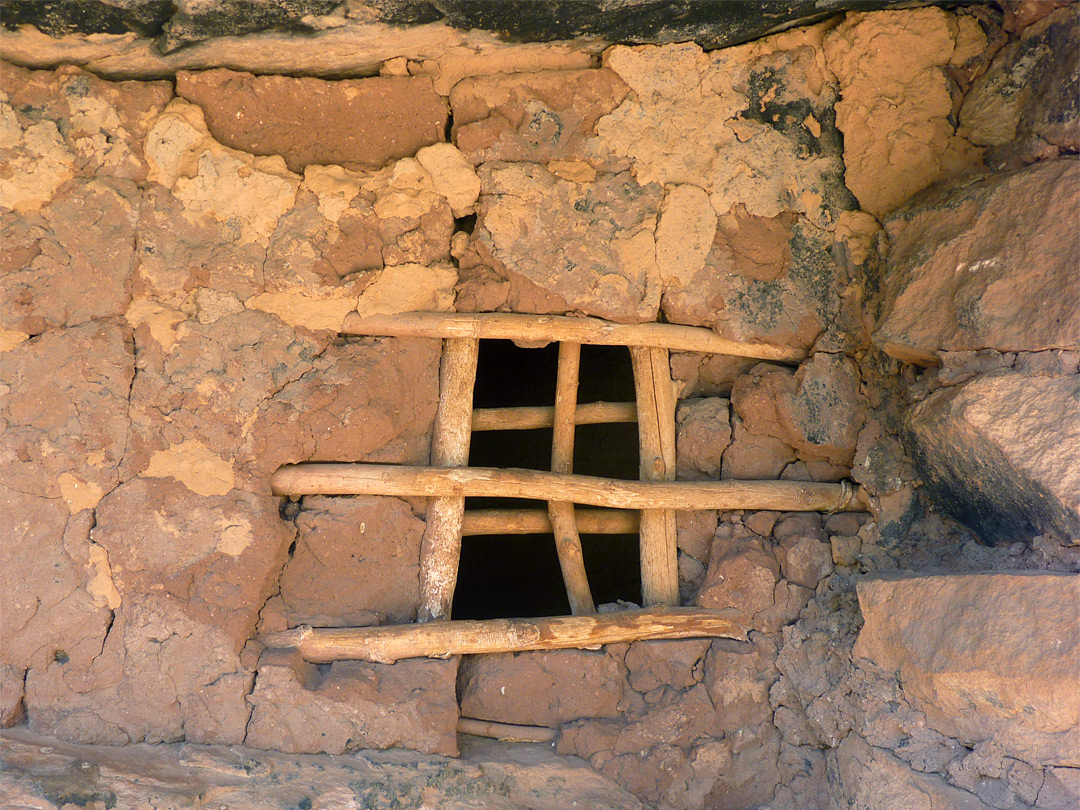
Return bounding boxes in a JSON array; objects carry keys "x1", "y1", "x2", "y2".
[
  {"x1": 461, "y1": 508, "x2": 639, "y2": 536},
  {"x1": 418, "y1": 337, "x2": 479, "y2": 622},
  {"x1": 457, "y1": 717, "x2": 556, "y2": 743},
  {"x1": 260, "y1": 607, "x2": 749, "y2": 663},
  {"x1": 631, "y1": 347, "x2": 680, "y2": 607},
  {"x1": 472, "y1": 401, "x2": 637, "y2": 432},
  {"x1": 272, "y1": 463, "x2": 868, "y2": 513},
  {"x1": 341, "y1": 311, "x2": 803, "y2": 363},
  {"x1": 548, "y1": 342, "x2": 595, "y2": 616}
]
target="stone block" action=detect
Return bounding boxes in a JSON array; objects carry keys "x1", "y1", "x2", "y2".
[
  {"x1": 876, "y1": 158, "x2": 1080, "y2": 364},
  {"x1": 675, "y1": 397, "x2": 732, "y2": 480},
  {"x1": 176, "y1": 70, "x2": 448, "y2": 172},
  {"x1": 854, "y1": 572, "x2": 1080, "y2": 767},
  {"x1": 246, "y1": 653, "x2": 459, "y2": 756},
  {"x1": 904, "y1": 371, "x2": 1080, "y2": 545},
  {"x1": 458, "y1": 650, "x2": 623, "y2": 727}
]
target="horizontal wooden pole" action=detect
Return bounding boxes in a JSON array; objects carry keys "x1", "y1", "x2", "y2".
[
  {"x1": 461, "y1": 508, "x2": 640, "y2": 536},
  {"x1": 472, "y1": 401, "x2": 637, "y2": 432},
  {"x1": 261, "y1": 608, "x2": 749, "y2": 663},
  {"x1": 457, "y1": 717, "x2": 555, "y2": 743},
  {"x1": 342, "y1": 311, "x2": 803, "y2": 363},
  {"x1": 272, "y1": 463, "x2": 867, "y2": 513}
]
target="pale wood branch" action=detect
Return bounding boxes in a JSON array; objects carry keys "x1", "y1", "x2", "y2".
[
  {"x1": 549, "y1": 342, "x2": 595, "y2": 616},
  {"x1": 631, "y1": 347, "x2": 679, "y2": 607},
  {"x1": 461, "y1": 508, "x2": 640, "y2": 536},
  {"x1": 271, "y1": 463, "x2": 867, "y2": 513},
  {"x1": 457, "y1": 717, "x2": 555, "y2": 743},
  {"x1": 418, "y1": 337, "x2": 479, "y2": 622},
  {"x1": 261, "y1": 608, "x2": 749, "y2": 663},
  {"x1": 472, "y1": 401, "x2": 637, "y2": 432},
  {"x1": 342, "y1": 311, "x2": 803, "y2": 362}
]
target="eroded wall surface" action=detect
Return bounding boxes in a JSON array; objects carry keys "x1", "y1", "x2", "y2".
[{"x1": 2, "y1": 4, "x2": 1078, "y2": 809}]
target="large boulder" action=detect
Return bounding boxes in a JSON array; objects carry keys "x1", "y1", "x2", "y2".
[
  {"x1": 854, "y1": 572, "x2": 1080, "y2": 768},
  {"x1": 874, "y1": 158, "x2": 1080, "y2": 365},
  {"x1": 903, "y1": 371, "x2": 1080, "y2": 545}
]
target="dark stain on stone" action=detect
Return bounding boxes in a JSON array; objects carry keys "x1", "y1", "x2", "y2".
[{"x1": 40, "y1": 761, "x2": 117, "y2": 809}]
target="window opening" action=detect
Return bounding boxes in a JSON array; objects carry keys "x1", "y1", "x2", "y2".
[{"x1": 456, "y1": 341, "x2": 641, "y2": 619}]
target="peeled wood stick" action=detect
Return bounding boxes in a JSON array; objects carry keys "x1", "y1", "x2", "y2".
[
  {"x1": 342, "y1": 311, "x2": 803, "y2": 363},
  {"x1": 631, "y1": 346, "x2": 680, "y2": 608},
  {"x1": 472, "y1": 401, "x2": 637, "y2": 432},
  {"x1": 457, "y1": 717, "x2": 555, "y2": 744},
  {"x1": 461, "y1": 508, "x2": 640, "y2": 536},
  {"x1": 261, "y1": 607, "x2": 749, "y2": 663},
  {"x1": 548, "y1": 342, "x2": 595, "y2": 616},
  {"x1": 271, "y1": 463, "x2": 867, "y2": 513},
  {"x1": 418, "y1": 337, "x2": 479, "y2": 622}
]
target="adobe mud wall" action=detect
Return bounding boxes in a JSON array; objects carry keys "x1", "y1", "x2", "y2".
[{"x1": 1, "y1": 2, "x2": 1078, "y2": 809}]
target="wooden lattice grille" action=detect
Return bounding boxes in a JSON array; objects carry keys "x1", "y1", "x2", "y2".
[{"x1": 266, "y1": 311, "x2": 864, "y2": 663}]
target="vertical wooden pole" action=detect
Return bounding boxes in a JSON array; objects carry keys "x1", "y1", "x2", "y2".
[
  {"x1": 418, "y1": 337, "x2": 480, "y2": 622},
  {"x1": 548, "y1": 342, "x2": 596, "y2": 615},
  {"x1": 630, "y1": 346, "x2": 679, "y2": 607}
]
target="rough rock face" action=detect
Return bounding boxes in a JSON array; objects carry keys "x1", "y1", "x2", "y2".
[
  {"x1": 458, "y1": 650, "x2": 624, "y2": 727},
  {"x1": 904, "y1": 372, "x2": 1080, "y2": 545},
  {"x1": 835, "y1": 732, "x2": 994, "y2": 810},
  {"x1": 246, "y1": 654, "x2": 459, "y2": 756},
  {"x1": 824, "y1": 7, "x2": 985, "y2": 217},
  {"x1": 1, "y1": 727, "x2": 649, "y2": 810},
  {"x1": 961, "y1": 8, "x2": 1079, "y2": 164},
  {"x1": 471, "y1": 164, "x2": 662, "y2": 322},
  {"x1": 675, "y1": 398, "x2": 732, "y2": 480},
  {"x1": 451, "y1": 68, "x2": 629, "y2": 164},
  {"x1": 854, "y1": 573, "x2": 1080, "y2": 767},
  {"x1": 176, "y1": 70, "x2": 449, "y2": 172},
  {"x1": 875, "y1": 158, "x2": 1080, "y2": 365}
]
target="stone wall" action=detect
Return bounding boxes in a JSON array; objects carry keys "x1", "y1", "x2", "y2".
[{"x1": 2, "y1": 3, "x2": 1077, "y2": 809}]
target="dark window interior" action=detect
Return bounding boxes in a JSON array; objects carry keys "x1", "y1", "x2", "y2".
[{"x1": 451, "y1": 339, "x2": 642, "y2": 620}]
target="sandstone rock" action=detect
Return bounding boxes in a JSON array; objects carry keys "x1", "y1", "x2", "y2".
[
  {"x1": 835, "y1": 732, "x2": 993, "y2": 810},
  {"x1": 458, "y1": 650, "x2": 623, "y2": 727},
  {"x1": 854, "y1": 572, "x2": 1080, "y2": 767},
  {"x1": 246, "y1": 653, "x2": 458, "y2": 756},
  {"x1": 824, "y1": 8, "x2": 985, "y2": 217},
  {"x1": 675, "y1": 398, "x2": 732, "y2": 480},
  {"x1": 279, "y1": 496, "x2": 424, "y2": 627},
  {"x1": 731, "y1": 356, "x2": 865, "y2": 467},
  {"x1": 904, "y1": 371, "x2": 1080, "y2": 545},
  {"x1": 703, "y1": 636, "x2": 778, "y2": 732},
  {"x1": 876, "y1": 158, "x2": 1080, "y2": 364},
  {"x1": 26, "y1": 593, "x2": 255, "y2": 745},
  {"x1": 777, "y1": 536, "x2": 833, "y2": 589},
  {"x1": 961, "y1": 8, "x2": 1078, "y2": 160},
  {"x1": 670, "y1": 351, "x2": 757, "y2": 399},
  {"x1": 472, "y1": 164, "x2": 662, "y2": 322},
  {"x1": 451, "y1": 68, "x2": 628, "y2": 164},
  {"x1": 675, "y1": 510, "x2": 718, "y2": 561},
  {"x1": 662, "y1": 212, "x2": 843, "y2": 352},
  {"x1": 176, "y1": 69, "x2": 448, "y2": 172},
  {"x1": 722, "y1": 422, "x2": 796, "y2": 481},
  {"x1": 831, "y1": 534, "x2": 862, "y2": 566},
  {"x1": 697, "y1": 534, "x2": 780, "y2": 630},
  {"x1": 0, "y1": 725, "x2": 649, "y2": 810},
  {"x1": 2, "y1": 177, "x2": 137, "y2": 336},
  {"x1": 625, "y1": 640, "x2": 711, "y2": 695}
]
